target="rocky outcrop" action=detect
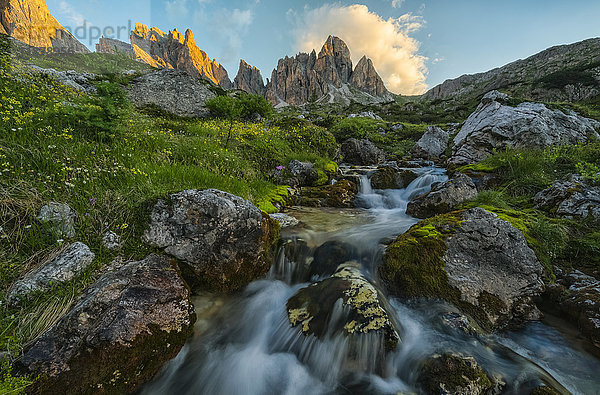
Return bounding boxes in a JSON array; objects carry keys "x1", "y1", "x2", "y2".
[
  {"x1": 340, "y1": 138, "x2": 385, "y2": 166},
  {"x1": 287, "y1": 262, "x2": 399, "y2": 352},
  {"x1": 381, "y1": 208, "x2": 544, "y2": 331},
  {"x1": 542, "y1": 270, "x2": 600, "y2": 349},
  {"x1": 425, "y1": 38, "x2": 600, "y2": 103},
  {"x1": 126, "y1": 69, "x2": 216, "y2": 117},
  {"x1": 533, "y1": 175, "x2": 600, "y2": 222},
  {"x1": 37, "y1": 201, "x2": 77, "y2": 238},
  {"x1": 269, "y1": 213, "x2": 300, "y2": 229},
  {"x1": 449, "y1": 91, "x2": 600, "y2": 166},
  {"x1": 298, "y1": 180, "x2": 358, "y2": 208},
  {"x1": 350, "y1": 56, "x2": 388, "y2": 97},
  {"x1": 30, "y1": 66, "x2": 96, "y2": 93},
  {"x1": 95, "y1": 37, "x2": 134, "y2": 56},
  {"x1": 418, "y1": 353, "x2": 496, "y2": 395},
  {"x1": 130, "y1": 24, "x2": 232, "y2": 88},
  {"x1": 0, "y1": 0, "x2": 89, "y2": 53},
  {"x1": 407, "y1": 173, "x2": 478, "y2": 218},
  {"x1": 142, "y1": 189, "x2": 279, "y2": 293},
  {"x1": 265, "y1": 35, "x2": 390, "y2": 106},
  {"x1": 15, "y1": 255, "x2": 196, "y2": 394},
  {"x1": 233, "y1": 59, "x2": 265, "y2": 96},
  {"x1": 410, "y1": 126, "x2": 450, "y2": 160},
  {"x1": 8, "y1": 242, "x2": 95, "y2": 305}
]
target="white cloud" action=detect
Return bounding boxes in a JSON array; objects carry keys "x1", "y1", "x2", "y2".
[
  {"x1": 59, "y1": 1, "x2": 87, "y2": 27},
  {"x1": 391, "y1": 0, "x2": 404, "y2": 9},
  {"x1": 165, "y1": 0, "x2": 189, "y2": 23},
  {"x1": 292, "y1": 4, "x2": 428, "y2": 95}
]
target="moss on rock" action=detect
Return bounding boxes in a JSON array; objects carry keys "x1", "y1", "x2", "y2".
[
  {"x1": 298, "y1": 180, "x2": 358, "y2": 208},
  {"x1": 418, "y1": 353, "x2": 494, "y2": 395}
]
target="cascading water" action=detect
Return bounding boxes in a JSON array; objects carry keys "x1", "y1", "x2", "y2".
[{"x1": 144, "y1": 167, "x2": 600, "y2": 395}]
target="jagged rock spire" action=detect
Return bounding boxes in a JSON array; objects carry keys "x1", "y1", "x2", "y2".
[{"x1": 233, "y1": 60, "x2": 266, "y2": 96}]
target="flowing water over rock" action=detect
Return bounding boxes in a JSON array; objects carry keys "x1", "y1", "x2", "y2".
[{"x1": 144, "y1": 167, "x2": 600, "y2": 395}]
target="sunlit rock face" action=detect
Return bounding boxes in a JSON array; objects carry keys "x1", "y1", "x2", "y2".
[
  {"x1": 233, "y1": 59, "x2": 266, "y2": 96},
  {"x1": 130, "y1": 23, "x2": 232, "y2": 88},
  {"x1": 0, "y1": 0, "x2": 89, "y2": 52},
  {"x1": 265, "y1": 35, "x2": 392, "y2": 106}
]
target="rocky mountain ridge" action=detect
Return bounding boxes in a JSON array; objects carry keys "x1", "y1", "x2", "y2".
[
  {"x1": 0, "y1": 0, "x2": 88, "y2": 53},
  {"x1": 425, "y1": 37, "x2": 600, "y2": 103},
  {"x1": 265, "y1": 35, "x2": 393, "y2": 106}
]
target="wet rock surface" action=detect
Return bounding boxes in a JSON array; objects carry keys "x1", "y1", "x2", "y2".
[
  {"x1": 382, "y1": 208, "x2": 544, "y2": 330},
  {"x1": 298, "y1": 180, "x2": 358, "y2": 208},
  {"x1": 15, "y1": 255, "x2": 196, "y2": 394},
  {"x1": 417, "y1": 353, "x2": 496, "y2": 395},
  {"x1": 370, "y1": 166, "x2": 419, "y2": 190},
  {"x1": 310, "y1": 240, "x2": 358, "y2": 277},
  {"x1": 270, "y1": 213, "x2": 300, "y2": 228},
  {"x1": 287, "y1": 263, "x2": 399, "y2": 352},
  {"x1": 8, "y1": 242, "x2": 95, "y2": 305},
  {"x1": 407, "y1": 173, "x2": 478, "y2": 218},
  {"x1": 143, "y1": 189, "x2": 279, "y2": 293},
  {"x1": 541, "y1": 270, "x2": 600, "y2": 349},
  {"x1": 449, "y1": 91, "x2": 600, "y2": 166},
  {"x1": 533, "y1": 175, "x2": 600, "y2": 222},
  {"x1": 340, "y1": 138, "x2": 385, "y2": 166}
]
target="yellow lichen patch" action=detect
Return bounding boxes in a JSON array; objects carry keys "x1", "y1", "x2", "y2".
[{"x1": 288, "y1": 306, "x2": 312, "y2": 333}]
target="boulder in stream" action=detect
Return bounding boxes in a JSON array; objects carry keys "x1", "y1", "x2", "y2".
[
  {"x1": 381, "y1": 207, "x2": 544, "y2": 331},
  {"x1": 340, "y1": 138, "x2": 385, "y2": 166},
  {"x1": 15, "y1": 255, "x2": 196, "y2": 394},
  {"x1": 143, "y1": 189, "x2": 280, "y2": 293},
  {"x1": 370, "y1": 167, "x2": 420, "y2": 190},
  {"x1": 417, "y1": 353, "x2": 497, "y2": 395},
  {"x1": 407, "y1": 173, "x2": 478, "y2": 218},
  {"x1": 297, "y1": 180, "x2": 358, "y2": 208},
  {"x1": 287, "y1": 262, "x2": 399, "y2": 352}
]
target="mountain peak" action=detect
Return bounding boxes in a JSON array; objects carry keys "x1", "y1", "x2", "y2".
[
  {"x1": 184, "y1": 29, "x2": 195, "y2": 45},
  {"x1": 234, "y1": 60, "x2": 265, "y2": 96},
  {"x1": 1, "y1": 0, "x2": 88, "y2": 53}
]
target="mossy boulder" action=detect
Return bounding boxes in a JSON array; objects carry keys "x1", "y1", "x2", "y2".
[
  {"x1": 380, "y1": 207, "x2": 544, "y2": 331},
  {"x1": 298, "y1": 180, "x2": 358, "y2": 208},
  {"x1": 143, "y1": 189, "x2": 280, "y2": 293},
  {"x1": 417, "y1": 353, "x2": 495, "y2": 395},
  {"x1": 15, "y1": 255, "x2": 196, "y2": 394},
  {"x1": 287, "y1": 262, "x2": 399, "y2": 353}
]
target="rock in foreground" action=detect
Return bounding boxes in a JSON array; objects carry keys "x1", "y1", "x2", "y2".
[
  {"x1": 340, "y1": 138, "x2": 385, "y2": 166},
  {"x1": 381, "y1": 208, "x2": 544, "y2": 330},
  {"x1": 287, "y1": 263, "x2": 399, "y2": 352},
  {"x1": 37, "y1": 201, "x2": 77, "y2": 238},
  {"x1": 16, "y1": 255, "x2": 196, "y2": 394},
  {"x1": 418, "y1": 353, "x2": 495, "y2": 395},
  {"x1": 297, "y1": 180, "x2": 358, "y2": 208},
  {"x1": 449, "y1": 91, "x2": 600, "y2": 166},
  {"x1": 533, "y1": 175, "x2": 600, "y2": 222},
  {"x1": 410, "y1": 126, "x2": 450, "y2": 160},
  {"x1": 407, "y1": 173, "x2": 478, "y2": 218},
  {"x1": 143, "y1": 189, "x2": 279, "y2": 293}
]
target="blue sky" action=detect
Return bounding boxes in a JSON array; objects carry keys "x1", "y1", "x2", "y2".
[{"x1": 46, "y1": 0, "x2": 600, "y2": 94}]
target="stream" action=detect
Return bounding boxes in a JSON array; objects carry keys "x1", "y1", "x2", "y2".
[{"x1": 144, "y1": 167, "x2": 600, "y2": 395}]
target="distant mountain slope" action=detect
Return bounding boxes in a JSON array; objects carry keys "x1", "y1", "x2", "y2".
[
  {"x1": 0, "y1": 0, "x2": 88, "y2": 53},
  {"x1": 425, "y1": 38, "x2": 600, "y2": 103},
  {"x1": 265, "y1": 35, "x2": 393, "y2": 107}
]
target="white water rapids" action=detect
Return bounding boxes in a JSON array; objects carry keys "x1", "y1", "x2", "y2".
[{"x1": 144, "y1": 167, "x2": 600, "y2": 395}]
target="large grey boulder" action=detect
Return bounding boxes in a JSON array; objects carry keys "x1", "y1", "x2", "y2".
[
  {"x1": 15, "y1": 255, "x2": 196, "y2": 394},
  {"x1": 382, "y1": 208, "x2": 544, "y2": 330},
  {"x1": 449, "y1": 91, "x2": 600, "y2": 166},
  {"x1": 287, "y1": 263, "x2": 399, "y2": 353},
  {"x1": 340, "y1": 138, "x2": 385, "y2": 166},
  {"x1": 407, "y1": 173, "x2": 478, "y2": 218},
  {"x1": 37, "y1": 202, "x2": 77, "y2": 238},
  {"x1": 533, "y1": 175, "x2": 600, "y2": 222},
  {"x1": 288, "y1": 160, "x2": 319, "y2": 187},
  {"x1": 410, "y1": 126, "x2": 450, "y2": 160},
  {"x1": 142, "y1": 189, "x2": 279, "y2": 293},
  {"x1": 127, "y1": 69, "x2": 216, "y2": 118},
  {"x1": 8, "y1": 242, "x2": 95, "y2": 305}
]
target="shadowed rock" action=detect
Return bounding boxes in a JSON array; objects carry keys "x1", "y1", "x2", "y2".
[{"x1": 407, "y1": 173, "x2": 478, "y2": 218}]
